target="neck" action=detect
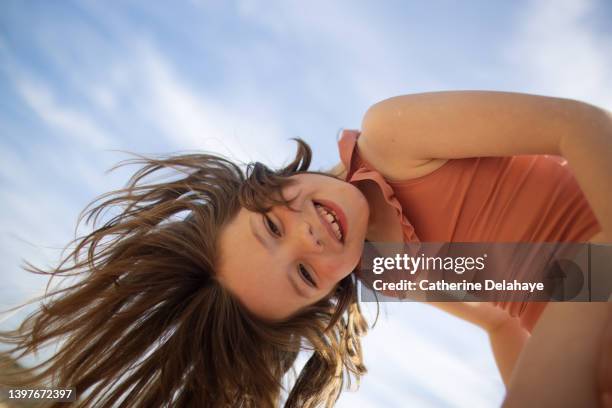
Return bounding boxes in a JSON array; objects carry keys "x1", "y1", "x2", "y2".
[{"x1": 356, "y1": 180, "x2": 404, "y2": 243}]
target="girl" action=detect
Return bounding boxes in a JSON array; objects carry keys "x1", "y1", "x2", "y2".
[{"x1": 1, "y1": 90, "x2": 610, "y2": 407}]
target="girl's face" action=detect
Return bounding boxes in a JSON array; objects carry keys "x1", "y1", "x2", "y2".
[{"x1": 217, "y1": 173, "x2": 370, "y2": 320}]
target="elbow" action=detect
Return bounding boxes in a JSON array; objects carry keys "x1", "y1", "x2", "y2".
[{"x1": 559, "y1": 100, "x2": 612, "y2": 154}]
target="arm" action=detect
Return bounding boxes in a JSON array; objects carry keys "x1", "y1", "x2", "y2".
[
  {"x1": 428, "y1": 301, "x2": 528, "y2": 387},
  {"x1": 558, "y1": 104, "x2": 612, "y2": 240},
  {"x1": 487, "y1": 316, "x2": 529, "y2": 388},
  {"x1": 503, "y1": 302, "x2": 612, "y2": 407},
  {"x1": 360, "y1": 90, "x2": 612, "y2": 239}
]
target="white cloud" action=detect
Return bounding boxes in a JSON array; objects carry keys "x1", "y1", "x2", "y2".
[
  {"x1": 89, "y1": 84, "x2": 118, "y2": 111},
  {"x1": 134, "y1": 42, "x2": 292, "y2": 166},
  {"x1": 505, "y1": 0, "x2": 612, "y2": 108},
  {"x1": 235, "y1": 0, "x2": 443, "y2": 107},
  {"x1": 337, "y1": 303, "x2": 504, "y2": 407},
  {"x1": 12, "y1": 75, "x2": 113, "y2": 149}
]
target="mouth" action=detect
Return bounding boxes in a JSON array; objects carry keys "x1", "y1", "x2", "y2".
[{"x1": 314, "y1": 199, "x2": 347, "y2": 244}]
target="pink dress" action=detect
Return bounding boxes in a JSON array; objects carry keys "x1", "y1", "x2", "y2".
[{"x1": 338, "y1": 129, "x2": 602, "y2": 332}]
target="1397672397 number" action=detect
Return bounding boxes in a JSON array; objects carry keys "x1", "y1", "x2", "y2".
[{"x1": 3, "y1": 388, "x2": 76, "y2": 401}]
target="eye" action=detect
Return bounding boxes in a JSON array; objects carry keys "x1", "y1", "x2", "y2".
[
  {"x1": 298, "y1": 264, "x2": 317, "y2": 288},
  {"x1": 264, "y1": 214, "x2": 281, "y2": 237}
]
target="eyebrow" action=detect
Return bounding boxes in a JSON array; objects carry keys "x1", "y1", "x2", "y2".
[{"x1": 249, "y1": 214, "x2": 310, "y2": 300}]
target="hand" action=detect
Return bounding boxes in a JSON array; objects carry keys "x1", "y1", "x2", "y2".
[{"x1": 427, "y1": 301, "x2": 515, "y2": 332}]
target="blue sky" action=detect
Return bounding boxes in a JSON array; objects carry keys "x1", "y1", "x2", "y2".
[{"x1": 1, "y1": 0, "x2": 611, "y2": 406}]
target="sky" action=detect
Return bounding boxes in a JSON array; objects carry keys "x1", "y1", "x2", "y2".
[{"x1": 1, "y1": 0, "x2": 611, "y2": 406}]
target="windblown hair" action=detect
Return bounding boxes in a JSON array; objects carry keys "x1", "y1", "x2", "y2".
[{"x1": 0, "y1": 139, "x2": 370, "y2": 407}]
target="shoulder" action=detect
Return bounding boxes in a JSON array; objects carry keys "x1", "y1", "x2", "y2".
[
  {"x1": 356, "y1": 94, "x2": 454, "y2": 181},
  {"x1": 326, "y1": 136, "x2": 450, "y2": 183},
  {"x1": 356, "y1": 129, "x2": 450, "y2": 182}
]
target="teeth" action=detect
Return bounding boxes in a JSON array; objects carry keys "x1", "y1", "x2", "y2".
[{"x1": 315, "y1": 204, "x2": 343, "y2": 241}]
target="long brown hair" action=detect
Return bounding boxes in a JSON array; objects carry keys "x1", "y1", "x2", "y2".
[{"x1": 0, "y1": 139, "x2": 369, "y2": 407}]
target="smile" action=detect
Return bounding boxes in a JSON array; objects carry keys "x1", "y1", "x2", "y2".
[{"x1": 314, "y1": 202, "x2": 344, "y2": 243}]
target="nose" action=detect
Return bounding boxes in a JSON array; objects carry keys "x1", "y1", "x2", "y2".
[
  {"x1": 295, "y1": 219, "x2": 324, "y2": 253},
  {"x1": 280, "y1": 206, "x2": 325, "y2": 253}
]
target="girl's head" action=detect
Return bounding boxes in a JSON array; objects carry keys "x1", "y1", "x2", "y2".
[
  {"x1": 218, "y1": 170, "x2": 370, "y2": 320},
  {"x1": 0, "y1": 139, "x2": 371, "y2": 408}
]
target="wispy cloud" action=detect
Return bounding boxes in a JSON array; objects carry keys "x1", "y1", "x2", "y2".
[
  {"x1": 234, "y1": 0, "x2": 444, "y2": 107},
  {"x1": 504, "y1": 0, "x2": 612, "y2": 108},
  {"x1": 12, "y1": 75, "x2": 113, "y2": 149},
  {"x1": 337, "y1": 303, "x2": 503, "y2": 407},
  {"x1": 133, "y1": 42, "x2": 292, "y2": 166}
]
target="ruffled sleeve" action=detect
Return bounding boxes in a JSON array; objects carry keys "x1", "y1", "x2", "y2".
[{"x1": 337, "y1": 129, "x2": 420, "y2": 244}]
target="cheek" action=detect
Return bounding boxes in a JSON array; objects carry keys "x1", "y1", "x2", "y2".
[
  {"x1": 324, "y1": 247, "x2": 362, "y2": 282},
  {"x1": 323, "y1": 264, "x2": 353, "y2": 284},
  {"x1": 350, "y1": 240, "x2": 365, "y2": 269}
]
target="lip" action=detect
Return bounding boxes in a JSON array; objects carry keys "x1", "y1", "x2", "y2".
[{"x1": 315, "y1": 198, "x2": 348, "y2": 245}]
